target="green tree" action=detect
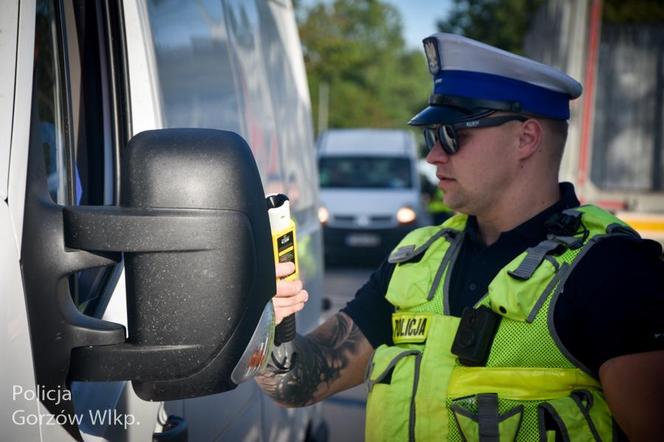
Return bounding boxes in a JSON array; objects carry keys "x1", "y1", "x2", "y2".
[
  {"x1": 297, "y1": 0, "x2": 431, "y2": 133},
  {"x1": 436, "y1": 0, "x2": 544, "y2": 54}
]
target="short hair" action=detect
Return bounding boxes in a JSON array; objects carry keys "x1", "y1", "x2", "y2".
[{"x1": 539, "y1": 118, "x2": 568, "y2": 164}]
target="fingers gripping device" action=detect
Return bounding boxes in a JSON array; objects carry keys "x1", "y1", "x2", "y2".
[
  {"x1": 266, "y1": 194, "x2": 299, "y2": 372},
  {"x1": 229, "y1": 194, "x2": 299, "y2": 383}
]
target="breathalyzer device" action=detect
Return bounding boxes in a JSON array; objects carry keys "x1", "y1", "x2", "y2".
[
  {"x1": 266, "y1": 194, "x2": 298, "y2": 346},
  {"x1": 230, "y1": 194, "x2": 299, "y2": 383}
]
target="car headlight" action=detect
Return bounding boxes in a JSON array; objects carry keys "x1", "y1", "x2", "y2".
[
  {"x1": 231, "y1": 302, "x2": 275, "y2": 384},
  {"x1": 396, "y1": 207, "x2": 417, "y2": 224},
  {"x1": 318, "y1": 206, "x2": 329, "y2": 224}
]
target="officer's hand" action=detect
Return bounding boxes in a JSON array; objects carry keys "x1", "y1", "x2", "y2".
[{"x1": 273, "y1": 261, "x2": 309, "y2": 325}]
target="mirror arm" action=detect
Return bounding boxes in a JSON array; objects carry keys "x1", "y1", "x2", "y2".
[
  {"x1": 63, "y1": 206, "x2": 232, "y2": 252},
  {"x1": 63, "y1": 204, "x2": 260, "y2": 387}
]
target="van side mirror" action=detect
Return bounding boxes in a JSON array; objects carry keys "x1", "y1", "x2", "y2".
[{"x1": 22, "y1": 129, "x2": 275, "y2": 433}]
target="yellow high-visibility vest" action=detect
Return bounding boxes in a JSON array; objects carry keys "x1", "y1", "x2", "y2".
[{"x1": 366, "y1": 206, "x2": 636, "y2": 441}]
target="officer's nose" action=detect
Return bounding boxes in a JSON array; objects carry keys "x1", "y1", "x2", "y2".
[{"x1": 426, "y1": 140, "x2": 450, "y2": 165}]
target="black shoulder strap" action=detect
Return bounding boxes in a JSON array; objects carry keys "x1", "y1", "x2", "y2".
[{"x1": 508, "y1": 210, "x2": 586, "y2": 281}]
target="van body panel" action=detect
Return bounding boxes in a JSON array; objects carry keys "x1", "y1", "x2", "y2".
[
  {"x1": 8, "y1": 0, "x2": 36, "y2": 253},
  {"x1": 0, "y1": 203, "x2": 41, "y2": 442},
  {"x1": 73, "y1": 382, "x2": 160, "y2": 442},
  {"x1": 179, "y1": 382, "x2": 263, "y2": 441},
  {"x1": 123, "y1": 0, "x2": 164, "y2": 133},
  {"x1": 0, "y1": 1, "x2": 19, "y2": 201},
  {"x1": 268, "y1": 0, "x2": 312, "y2": 107}
]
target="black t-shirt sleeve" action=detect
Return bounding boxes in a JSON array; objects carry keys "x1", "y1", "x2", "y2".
[
  {"x1": 341, "y1": 260, "x2": 396, "y2": 349},
  {"x1": 554, "y1": 237, "x2": 664, "y2": 377}
]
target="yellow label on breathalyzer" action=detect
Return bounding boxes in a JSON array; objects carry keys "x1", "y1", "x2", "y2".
[{"x1": 272, "y1": 223, "x2": 298, "y2": 281}]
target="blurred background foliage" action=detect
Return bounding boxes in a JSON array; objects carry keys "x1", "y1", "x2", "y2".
[
  {"x1": 294, "y1": 0, "x2": 548, "y2": 135},
  {"x1": 437, "y1": 0, "x2": 544, "y2": 54},
  {"x1": 295, "y1": 0, "x2": 431, "y2": 133},
  {"x1": 294, "y1": 0, "x2": 664, "y2": 136}
]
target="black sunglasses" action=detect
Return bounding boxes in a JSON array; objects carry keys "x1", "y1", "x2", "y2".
[{"x1": 422, "y1": 115, "x2": 528, "y2": 155}]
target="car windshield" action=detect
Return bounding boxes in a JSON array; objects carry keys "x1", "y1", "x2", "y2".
[{"x1": 319, "y1": 156, "x2": 413, "y2": 189}]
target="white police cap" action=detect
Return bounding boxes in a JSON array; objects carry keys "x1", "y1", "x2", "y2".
[{"x1": 409, "y1": 33, "x2": 583, "y2": 126}]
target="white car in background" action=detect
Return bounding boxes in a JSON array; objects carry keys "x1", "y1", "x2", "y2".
[{"x1": 317, "y1": 129, "x2": 428, "y2": 264}]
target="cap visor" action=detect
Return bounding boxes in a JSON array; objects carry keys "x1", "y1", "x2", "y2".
[{"x1": 408, "y1": 105, "x2": 484, "y2": 126}]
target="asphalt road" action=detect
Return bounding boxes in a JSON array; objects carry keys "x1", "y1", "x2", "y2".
[{"x1": 320, "y1": 265, "x2": 374, "y2": 442}]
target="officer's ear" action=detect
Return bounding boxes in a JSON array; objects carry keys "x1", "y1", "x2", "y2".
[{"x1": 516, "y1": 118, "x2": 543, "y2": 161}]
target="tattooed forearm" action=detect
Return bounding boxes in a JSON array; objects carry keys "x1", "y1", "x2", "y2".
[{"x1": 256, "y1": 312, "x2": 370, "y2": 407}]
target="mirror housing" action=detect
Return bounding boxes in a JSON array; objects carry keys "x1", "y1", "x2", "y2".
[
  {"x1": 67, "y1": 129, "x2": 276, "y2": 399},
  {"x1": 24, "y1": 129, "x2": 275, "y2": 412}
]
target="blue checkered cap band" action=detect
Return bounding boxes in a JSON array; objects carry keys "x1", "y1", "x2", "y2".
[{"x1": 422, "y1": 33, "x2": 582, "y2": 120}]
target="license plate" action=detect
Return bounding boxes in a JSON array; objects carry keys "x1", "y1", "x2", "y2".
[{"x1": 345, "y1": 233, "x2": 380, "y2": 247}]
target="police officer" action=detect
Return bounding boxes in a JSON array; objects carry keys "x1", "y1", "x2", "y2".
[{"x1": 258, "y1": 33, "x2": 664, "y2": 441}]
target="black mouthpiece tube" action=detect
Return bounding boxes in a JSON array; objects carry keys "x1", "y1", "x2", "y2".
[
  {"x1": 275, "y1": 315, "x2": 296, "y2": 346},
  {"x1": 266, "y1": 193, "x2": 289, "y2": 210}
]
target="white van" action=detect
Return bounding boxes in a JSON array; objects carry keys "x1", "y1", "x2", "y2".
[
  {"x1": 317, "y1": 129, "x2": 426, "y2": 263},
  {"x1": 1, "y1": 1, "x2": 325, "y2": 441}
]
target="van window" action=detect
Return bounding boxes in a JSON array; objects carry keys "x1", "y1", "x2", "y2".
[
  {"x1": 146, "y1": 0, "x2": 244, "y2": 136},
  {"x1": 319, "y1": 156, "x2": 413, "y2": 189},
  {"x1": 34, "y1": 0, "x2": 69, "y2": 204},
  {"x1": 32, "y1": 0, "x2": 123, "y2": 316}
]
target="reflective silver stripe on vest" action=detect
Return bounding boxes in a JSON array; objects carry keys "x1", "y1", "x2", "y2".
[
  {"x1": 443, "y1": 232, "x2": 465, "y2": 314},
  {"x1": 570, "y1": 390, "x2": 602, "y2": 442},
  {"x1": 526, "y1": 262, "x2": 570, "y2": 323},
  {"x1": 409, "y1": 352, "x2": 423, "y2": 442},
  {"x1": 366, "y1": 350, "x2": 421, "y2": 392},
  {"x1": 427, "y1": 231, "x2": 463, "y2": 301},
  {"x1": 548, "y1": 233, "x2": 621, "y2": 376}
]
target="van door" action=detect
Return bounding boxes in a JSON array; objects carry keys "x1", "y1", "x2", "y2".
[
  {"x1": 1, "y1": 2, "x2": 43, "y2": 440},
  {"x1": 18, "y1": 0, "x2": 162, "y2": 439}
]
